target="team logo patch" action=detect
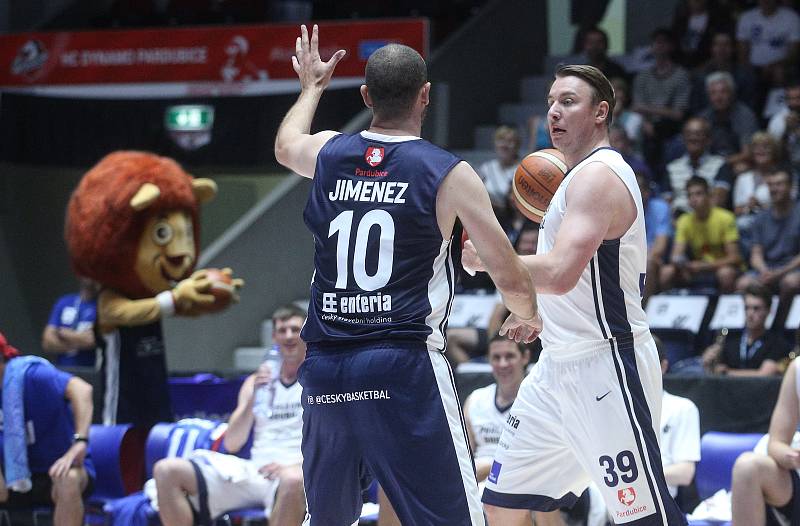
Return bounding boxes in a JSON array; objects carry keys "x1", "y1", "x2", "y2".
[
  {"x1": 618, "y1": 487, "x2": 636, "y2": 506},
  {"x1": 488, "y1": 461, "x2": 502, "y2": 484},
  {"x1": 365, "y1": 146, "x2": 385, "y2": 167}
]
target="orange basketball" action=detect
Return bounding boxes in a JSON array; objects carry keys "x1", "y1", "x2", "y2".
[{"x1": 512, "y1": 148, "x2": 568, "y2": 222}]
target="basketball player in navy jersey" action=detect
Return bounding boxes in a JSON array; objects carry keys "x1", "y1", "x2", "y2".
[
  {"x1": 275, "y1": 25, "x2": 540, "y2": 526},
  {"x1": 464, "y1": 65, "x2": 687, "y2": 525}
]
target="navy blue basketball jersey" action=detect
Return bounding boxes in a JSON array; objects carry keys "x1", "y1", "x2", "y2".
[{"x1": 301, "y1": 130, "x2": 461, "y2": 350}]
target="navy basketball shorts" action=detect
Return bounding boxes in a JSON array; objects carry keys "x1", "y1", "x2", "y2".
[
  {"x1": 482, "y1": 333, "x2": 687, "y2": 525},
  {"x1": 299, "y1": 341, "x2": 485, "y2": 526}
]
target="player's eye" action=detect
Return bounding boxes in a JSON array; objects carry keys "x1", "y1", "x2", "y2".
[{"x1": 152, "y1": 222, "x2": 174, "y2": 246}]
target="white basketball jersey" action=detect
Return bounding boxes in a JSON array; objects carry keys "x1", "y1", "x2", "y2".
[
  {"x1": 467, "y1": 384, "x2": 512, "y2": 461},
  {"x1": 251, "y1": 379, "x2": 303, "y2": 466},
  {"x1": 536, "y1": 147, "x2": 650, "y2": 348}
]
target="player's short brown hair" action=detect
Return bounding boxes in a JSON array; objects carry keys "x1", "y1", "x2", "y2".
[{"x1": 555, "y1": 64, "x2": 616, "y2": 127}]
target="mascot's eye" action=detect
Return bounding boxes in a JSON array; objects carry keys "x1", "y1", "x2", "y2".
[{"x1": 152, "y1": 222, "x2": 174, "y2": 246}]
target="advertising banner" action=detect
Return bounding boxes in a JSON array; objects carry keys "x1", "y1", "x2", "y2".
[{"x1": 0, "y1": 19, "x2": 427, "y2": 98}]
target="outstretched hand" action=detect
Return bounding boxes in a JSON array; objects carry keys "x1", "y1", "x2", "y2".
[
  {"x1": 292, "y1": 24, "x2": 346, "y2": 92},
  {"x1": 500, "y1": 312, "x2": 543, "y2": 344}
]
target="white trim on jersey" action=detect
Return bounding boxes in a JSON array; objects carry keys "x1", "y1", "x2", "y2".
[
  {"x1": 610, "y1": 338, "x2": 669, "y2": 525},
  {"x1": 102, "y1": 331, "x2": 121, "y2": 426},
  {"x1": 360, "y1": 130, "x2": 422, "y2": 142},
  {"x1": 428, "y1": 350, "x2": 486, "y2": 526},
  {"x1": 424, "y1": 239, "x2": 455, "y2": 352}
]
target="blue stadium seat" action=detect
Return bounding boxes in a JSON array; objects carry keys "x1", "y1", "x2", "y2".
[{"x1": 695, "y1": 431, "x2": 764, "y2": 501}]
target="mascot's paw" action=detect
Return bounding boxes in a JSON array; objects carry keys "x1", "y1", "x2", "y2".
[{"x1": 175, "y1": 268, "x2": 243, "y2": 316}]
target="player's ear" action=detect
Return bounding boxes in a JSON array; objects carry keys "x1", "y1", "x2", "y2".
[
  {"x1": 360, "y1": 85, "x2": 373, "y2": 109},
  {"x1": 596, "y1": 100, "x2": 609, "y2": 124},
  {"x1": 419, "y1": 82, "x2": 431, "y2": 107}
]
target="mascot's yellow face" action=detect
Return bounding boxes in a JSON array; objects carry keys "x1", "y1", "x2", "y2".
[{"x1": 135, "y1": 210, "x2": 196, "y2": 293}]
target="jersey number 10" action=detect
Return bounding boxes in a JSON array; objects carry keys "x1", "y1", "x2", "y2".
[{"x1": 329, "y1": 210, "x2": 395, "y2": 291}]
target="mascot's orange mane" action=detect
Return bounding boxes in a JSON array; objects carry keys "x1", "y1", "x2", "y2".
[{"x1": 66, "y1": 151, "x2": 201, "y2": 299}]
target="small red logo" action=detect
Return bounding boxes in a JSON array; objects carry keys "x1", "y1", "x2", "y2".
[
  {"x1": 365, "y1": 146, "x2": 385, "y2": 167},
  {"x1": 618, "y1": 487, "x2": 636, "y2": 506}
]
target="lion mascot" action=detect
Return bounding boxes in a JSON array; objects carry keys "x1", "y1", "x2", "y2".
[{"x1": 65, "y1": 151, "x2": 242, "y2": 429}]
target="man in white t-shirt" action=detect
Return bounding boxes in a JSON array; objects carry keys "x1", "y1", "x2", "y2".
[
  {"x1": 477, "y1": 126, "x2": 521, "y2": 218},
  {"x1": 736, "y1": 0, "x2": 800, "y2": 69},
  {"x1": 153, "y1": 306, "x2": 307, "y2": 525}
]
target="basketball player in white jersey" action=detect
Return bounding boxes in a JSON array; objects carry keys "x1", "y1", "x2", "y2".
[
  {"x1": 153, "y1": 306, "x2": 307, "y2": 526},
  {"x1": 731, "y1": 356, "x2": 800, "y2": 526},
  {"x1": 464, "y1": 65, "x2": 686, "y2": 525}
]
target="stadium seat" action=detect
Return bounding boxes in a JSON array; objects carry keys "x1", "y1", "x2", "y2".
[
  {"x1": 89, "y1": 423, "x2": 147, "y2": 501},
  {"x1": 694, "y1": 431, "x2": 764, "y2": 501}
]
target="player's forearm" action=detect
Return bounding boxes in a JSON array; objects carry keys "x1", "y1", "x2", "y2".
[
  {"x1": 223, "y1": 403, "x2": 255, "y2": 453},
  {"x1": 663, "y1": 461, "x2": 695, "y2": 488},
  {"x1": 521, "y1": 253, "x2": 576, "y2": 295},
  {"x1": 495, "y1": 261, "x2": 536, "y2": 320},
  {"x1": 66, "y1": 379, "x2": 93, "y2": 437},
  {"x1": 275, "y1": 87, "x2": 324, "y2": 167}
]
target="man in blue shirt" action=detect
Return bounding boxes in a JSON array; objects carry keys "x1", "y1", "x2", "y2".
[
  {"x1": 637, "y1": 172, "x2": 672, "y2": 302},
  {"x1": 0, "y1": 331, "x2": 95, "y2": 526},
  {"x1": 42, "y1": 277, "x2": 99, "y2": 367}
]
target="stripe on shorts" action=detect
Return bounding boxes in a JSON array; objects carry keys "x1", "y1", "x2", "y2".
[{"x1": 428, "y1": 350, "x2": 486, "y2": 526}]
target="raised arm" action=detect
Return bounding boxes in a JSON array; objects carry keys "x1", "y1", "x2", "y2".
[
  {"x1": 521, "y1": 163, "x2": 636, "y2": 295},
  {"x1": 274, "y1": 24, "x2": 345, "y2": 178}
]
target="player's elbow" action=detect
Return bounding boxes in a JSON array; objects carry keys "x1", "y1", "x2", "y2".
[
  {"x1": 549, "y1": 270, "x2": 580, "y2": 295},
  {"x1": 274, "y1": 141, "x2": 292, "y2": 169}
]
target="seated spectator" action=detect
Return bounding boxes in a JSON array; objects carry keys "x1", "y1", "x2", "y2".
[
  {"x1": 609, "y1": 82, "x2": 646, "y2": 161},
  {"x1": 730, "y1": 132, "x2": 785, "y2": 216},
  {"x1": 632, "y1": 28, "x2": 692, "y2": 168},
  {"x1": 477, "y1": 126, "x2": 521, "y2": 221},
  {"x1": 0, "y1": 331, "x2": 95, "y2": 526},
  {"x1": 41, "y1": 277, "x2": 99, "y2": 367},
  {"x1": 736, "y1": 0, "x2": 800, "y2": 98},
  {"x1": 730, "y1": 355, "x2": 800, "y2": 526},
  {"x1": 697, "y1": 71, "x2": 759, "y2": 159},
  {"x1": 153, "y1": 306, "x2": 306, "y2": 526},
  {"x1": 736, "y1": 170, "x2": 800, "y2": 325},
  {"x1": 637, "y1": 172, "x2": 673, "y2": 302},
  {"x1": 690, "y1": 31, "x2": 759, "y2": 114},
  {"x1": 663, "y1": 117, "x2": 727, "y2": 213},
  {"x1": 671, "y1": 0, "x2": 734, "y2": 68},
  {"x1": 767, "y1": 81, "x2": 800, "y2": 169},
  {"x1": 701, "y1": 284, "x2": 792, "y2": 376},
  {"x1": 610, "y1": 125, "x2": 653, "y2": 182},
  {"x1": 660, "y1": 176, "x2": 741, "y2": 293},
  {"x1": 575, "y1": 26, "x2": 629, "y2": 82}
]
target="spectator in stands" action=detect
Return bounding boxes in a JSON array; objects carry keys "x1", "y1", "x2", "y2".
[
  {"x1": 41, "y1": 277, "x2": 99, "y2": 367},
  {"x1": 576, "y1": 26, "x2": 628, "y2": 82},
  {"x1": 610, "y1": 125, "x2": 653, "y2": 182},
  {"x1": 154, "y1": 305, "x2": 306, "y2": 526},
  {"x1": 632, "y1": 28, "x2": 692, "y2": 168},
  {"x1": 690, "y1": 31, "x2": 759, "y2": 114},
  {"x1": 736, "y1": 170, "x2": 800, "y2": 324},
  {"x1": 637, "y1": 172, "x2": 673, "y2": 302},
  {"x1": 702, "y1": 284, "x2": 792, "y2": 375},
  {"x1": 477, "y1": 126, "x2": 520, "y2": 221},
  {"x1": 730, "y1": 355, "x2": 800, "y2": 526},
  {"x1": 736, "y1": 0, "x2": 800, "y2": 86},
  {"x1": 671, "y1": 0, "x2": 734, "y2": 68},
  {"x1": 697, "y1": 71, "x2": 759, "y2": 159},
  {"x1": 664, "y1": 117, "x2": 727, "y2": 213},
  {"x1": 660, "y1": 176, "x2": 741, "y2": 293},
  {"x1": 0, "y1": 331, "x2": 95, "y2": 526},
  {"x1": 734, "y1": 132, "x2": 786, "y2": 216},
  {"x1": 767, "y1": 81, "x2": 800, "y2": 169},
  {"x1": 610, "y1": 79, "x2": 646, "y2": 158}
]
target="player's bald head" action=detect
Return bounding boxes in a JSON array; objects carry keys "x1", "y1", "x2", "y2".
[{"x1": 365, "y1": 44, "x2": 427, "y2": 120}]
